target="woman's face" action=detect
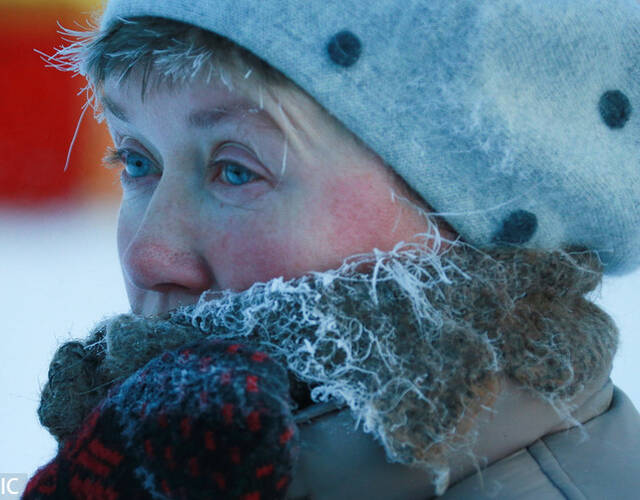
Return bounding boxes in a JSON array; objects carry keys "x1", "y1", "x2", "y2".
[{"x1": 102, "y1": 72, "x2": 447, "y2": 315}]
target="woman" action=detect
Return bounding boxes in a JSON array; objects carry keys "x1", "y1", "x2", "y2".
[{"x1": 25, "y1": 0, "x2": 640, "y2": 498}]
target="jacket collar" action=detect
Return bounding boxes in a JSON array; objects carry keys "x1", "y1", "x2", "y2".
[{"x1": 286, "y1": 371, "x2": 613, "y2": 499}]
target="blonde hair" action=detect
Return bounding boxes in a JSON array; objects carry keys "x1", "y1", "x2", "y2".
[{"x1": 47, "y1": 16, "x2": 295, "y2": 119}]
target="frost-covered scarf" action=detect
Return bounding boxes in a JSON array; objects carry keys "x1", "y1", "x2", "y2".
[{"x1": 38, "y1": 240, "x2": 617, "y2": 480}]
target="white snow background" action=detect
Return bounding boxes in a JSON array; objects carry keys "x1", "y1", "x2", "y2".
[{"x1": 1, "y1": 202, "x2": 638, "y2": 482}]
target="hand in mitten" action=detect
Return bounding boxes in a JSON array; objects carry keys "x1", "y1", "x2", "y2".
[{"x1": 23, "y1": 339, "x2": 298, "y2": 500}]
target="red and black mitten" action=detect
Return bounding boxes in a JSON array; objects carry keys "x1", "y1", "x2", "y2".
[{"x1": 23, "y1": 339, "x2": 299, "y2": 500}]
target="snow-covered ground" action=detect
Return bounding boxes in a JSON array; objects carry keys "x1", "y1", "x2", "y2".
[{"x1": 1, "y1": 202, "x2": 638, "y2": 482}]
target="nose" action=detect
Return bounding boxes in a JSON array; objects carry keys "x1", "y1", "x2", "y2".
[{"x1": 120, "y1": 177, "x2": 214, "y2": 294}]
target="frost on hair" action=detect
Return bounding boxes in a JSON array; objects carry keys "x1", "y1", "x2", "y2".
[{"x1": 38, "y1": 16, "x2": 293, "y2": 122}]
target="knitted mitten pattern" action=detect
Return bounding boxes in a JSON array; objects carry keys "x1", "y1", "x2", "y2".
[{"x1": 23, "y1": 338, "x2": 298, "y2": 500}]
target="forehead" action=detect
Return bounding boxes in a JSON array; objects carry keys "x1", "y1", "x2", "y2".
[{"x1": 99, "y1": 67, "x2": 338, "y2": 155}]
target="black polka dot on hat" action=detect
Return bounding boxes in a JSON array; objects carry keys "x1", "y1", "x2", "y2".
[
  {"x1": 599, "y1": 90, "x2": 632, "y2": 129},
  {"x1": 327, "y1": 30, "x2": 362, "y2": 67},
  {"x1": 493, "y1": 210, "x2": 538, "y2": 245}
]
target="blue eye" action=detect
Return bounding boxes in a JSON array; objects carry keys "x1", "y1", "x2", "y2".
[
  {"x1": 221, "y1": 163, "x2": 257, "y2": 185},
  {"x1": 124, "y1": 152, "x2": 152, "y2": 178}
]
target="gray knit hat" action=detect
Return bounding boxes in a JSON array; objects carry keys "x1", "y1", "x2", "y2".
[{"x1": 100, "y1": 0, "x2": 640, "y2": 275}]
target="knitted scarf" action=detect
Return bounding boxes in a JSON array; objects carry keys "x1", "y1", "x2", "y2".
[{"x1": 37, "y1": 241, "x2": 617, "y2": 484}]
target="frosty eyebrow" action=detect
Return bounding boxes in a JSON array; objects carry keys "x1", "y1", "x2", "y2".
[
  {"x1": 101, "y1": 95, "x2": 281, "y2": 132},
  {"x1": 187, "y1": 107, "x2": 256, "y2": 129}
]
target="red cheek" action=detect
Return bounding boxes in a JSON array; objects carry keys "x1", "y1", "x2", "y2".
[{"x1": 322, "y1": 173, "x2": 400, "y2": 255}]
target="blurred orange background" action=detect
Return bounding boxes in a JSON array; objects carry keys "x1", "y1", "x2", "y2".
[{"x1": 0, "y1": 0, "x2": 118, "y2": 205}]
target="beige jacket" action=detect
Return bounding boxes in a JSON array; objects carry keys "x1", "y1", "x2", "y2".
[{"x1": 287, "y1": 376, "x2": 640, "y2": 499}]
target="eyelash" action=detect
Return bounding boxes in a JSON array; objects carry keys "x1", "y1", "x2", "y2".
[{"x1": 103, "y1": 146, "x2": 125, "y2": 169}]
